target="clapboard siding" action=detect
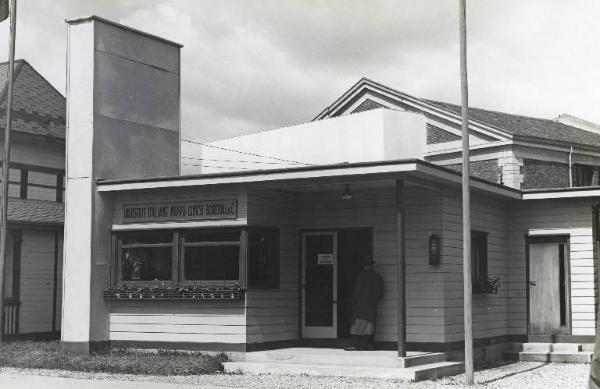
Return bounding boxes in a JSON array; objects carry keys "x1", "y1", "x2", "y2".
[
  {"x1": 441, "y1": 190, "x2": 510, "y2": 343},
  {"x1": 19, "y1": 230, "x2": 57, "y2": 334},
  {"x1": 507, "y1": 198, "x2": 596, "y2": 336},
  {"x1": 109, "y1": 301, "x2": 246, "y2": 343},
  {"x1": 246, "y1": 189, "x2": 299, "y2": 344}
]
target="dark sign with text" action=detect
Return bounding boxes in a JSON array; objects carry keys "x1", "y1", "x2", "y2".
[{"x1": 122, "y1": 199, "x2": 238, "y2": 223}]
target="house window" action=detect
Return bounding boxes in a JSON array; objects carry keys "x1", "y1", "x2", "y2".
[
  {"x1": 572, "y1": 164, "x2": 598, "y2": 187},
  {"x1": 248, "y1": 228, "x2": 279, "y2": 288},
  {"x1": 472, "y1": 231, "x2": 488, "y2": 286},
  {"x1": 114, "y1": 227, "x2": 279, "y2": 287},
  {"x1": 182, "y1": 230, "x2": 241, "y2": 281},
  {"x1": 118, "y1": 232, "x2": 175, "y2": 282}
]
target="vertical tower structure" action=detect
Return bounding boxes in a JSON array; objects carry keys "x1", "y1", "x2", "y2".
[{"x1": 62, "y1": 16, "x2": 181, "y2": 352}]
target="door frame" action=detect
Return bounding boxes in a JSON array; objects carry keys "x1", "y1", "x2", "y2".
[
  {"x1": 525, "y1": 235, "x2": 571, "y2": 336},
  {"x1": 298, "y1": 227, "x2": 374, "y2": 340},
  {"x1": 301, "y1": 231, "x2": 338, "y2": 338}
]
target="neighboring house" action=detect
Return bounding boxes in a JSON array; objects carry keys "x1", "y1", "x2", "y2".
[{"x1": 0, "y1": 59, "x2": 65, "y2": 339}]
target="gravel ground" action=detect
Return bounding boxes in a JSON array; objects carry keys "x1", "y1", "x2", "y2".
[{"x1": 0, "y1": 362, "x2": 590, "y2": 389}]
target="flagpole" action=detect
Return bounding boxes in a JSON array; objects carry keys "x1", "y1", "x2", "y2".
[
  {"x1": 0, "y1": 0, "x2": 17, "y2": 343},
  {"x1": 459, "y1": 0, "x2": 474, "y2": 385}
]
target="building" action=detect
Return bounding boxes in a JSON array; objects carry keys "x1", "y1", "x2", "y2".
[
  {"x1": 0, "y1": 59, "x2": 65, "y2": 339},
  {"x1": 62, "y1": 16, "x2": 598, "y2": 374}
]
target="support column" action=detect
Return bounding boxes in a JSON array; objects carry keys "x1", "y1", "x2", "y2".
[{"x1": 396, "y1": 179, "x2": 406, "y2": 357}]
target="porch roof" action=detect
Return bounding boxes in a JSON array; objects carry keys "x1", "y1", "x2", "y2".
[{"x1": 96, "y1": 158, "x2": 521, "y2": 199}]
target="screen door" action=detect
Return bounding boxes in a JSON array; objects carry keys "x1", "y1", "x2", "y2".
[{"x1": 302, "y1": 232, "x2": 337, "y2": 338}]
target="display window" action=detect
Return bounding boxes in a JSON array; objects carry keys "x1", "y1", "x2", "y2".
[{"x1": 113, "y1": 227, "x2": 279, "y2": 290}]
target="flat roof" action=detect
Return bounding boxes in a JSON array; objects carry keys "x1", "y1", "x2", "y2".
[
  {"x1": 65, "y1": 15, "x2": 184, "y2": 48},
  {"x1": 96, "y1": 159, "x2": 522, "y2": 199}
]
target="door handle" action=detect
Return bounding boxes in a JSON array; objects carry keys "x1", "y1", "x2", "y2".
[{"x1": 529, "y1": 281, "x2": 536, "y2": 286}]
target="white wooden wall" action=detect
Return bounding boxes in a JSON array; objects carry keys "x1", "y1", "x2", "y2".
[
  {"x1": 440, "y1": 190, "x2": 510, "y2": 343},
  {"x1": 246, "y1": 184, "x2": 515, "y2": 345},
  {"x1": 19, "y1": 230, "x2": 57, "y2": 334},
  {"x1": 508, "y1": 198, "x2": 597, "y2": 337},
  {"x1": 246, "y1": 190, "x2": 299, "y2": 344},
  {"x1": 109, "y1": 301, "x2": 246, "y2": 343},
  {"x1": 107, "y1": 187, "x2": 248, "y2": 344}
]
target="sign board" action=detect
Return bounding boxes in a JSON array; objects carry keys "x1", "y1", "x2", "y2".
[
  {"x1": 317, "y1": 253, "x2": 333, "y2": 265},
  {"x1": 122, "y1": 199, "x2": 238, "y2": 224}
]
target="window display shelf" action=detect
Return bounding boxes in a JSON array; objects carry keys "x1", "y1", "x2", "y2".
[{"x1": 103, "y1": 283, "x2": 246, "y2": 301}]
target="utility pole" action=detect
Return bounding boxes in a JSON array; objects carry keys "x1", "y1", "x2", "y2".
[
  {"x1": 0, "y1": 0, "x2": 17, "y2": 343},
  {"x1": 459, "y1": 0, "x2": 474, "y2": 385}
]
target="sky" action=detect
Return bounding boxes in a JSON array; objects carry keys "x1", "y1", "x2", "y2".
[{"x1": 0, "y1": 0, "x2": 598, "y2": 148}]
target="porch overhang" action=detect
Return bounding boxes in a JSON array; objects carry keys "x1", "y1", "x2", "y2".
[{"x1": 96, "y1": 158, "x2": 522, "y2": 200}]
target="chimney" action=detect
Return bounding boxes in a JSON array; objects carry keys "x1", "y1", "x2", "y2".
[{"x1": 554, "y1": 114, "x2": 600, "y2": 135}]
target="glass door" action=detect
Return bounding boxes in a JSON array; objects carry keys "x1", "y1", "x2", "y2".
[{"x1": 302, "y1": 232, "x2": 337, "y2": 338}]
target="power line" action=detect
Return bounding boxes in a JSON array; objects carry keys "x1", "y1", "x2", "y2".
[
  {"x1": 181, "y1": 156, "x2": 298, "y2": 166},
  {"x1": 182, "y1": 163, "x2": 256, "y2": 171},
  {"x1": 181, "y1": 138, "x2": 313, "y2": 166}
]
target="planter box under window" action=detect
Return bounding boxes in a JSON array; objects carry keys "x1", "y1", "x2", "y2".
[{"x1": 103, "y1": 284, "x2": 246, "y2": 301}]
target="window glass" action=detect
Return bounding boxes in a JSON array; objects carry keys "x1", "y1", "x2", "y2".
[
  {"x1": 471, "y1": 231, "x2": 488, "y2": 284},
  {"x1": 28, "y1": 171, "x2": 57, "y2": 186},
  {"x1": 121, "y1": 247, "x2": 172, "y2": 281},
  {"x1": 121, "y1": 233, "x2": 173, "y2": 245},
  {"x1": 185, "y1": 230, "x2": 240, "y2": 243},
  {"x1": 8, "y1": 183, "x2": 19, "y2": 198},
  {"x1": 184, "y1": 245, "x2": 239, "y2": 280},
  {"x1": 27, "y1": 186, "x2": 56, "y2": 201},
  {"x1": 8, "y1": 168, "x2": 20, "y2": 181}
]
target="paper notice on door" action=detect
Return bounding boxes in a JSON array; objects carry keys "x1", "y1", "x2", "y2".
[{"x1": 317, "y1": 253, "x2": 333, "y2": 265}]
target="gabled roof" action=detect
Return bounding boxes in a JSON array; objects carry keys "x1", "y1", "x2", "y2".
[
  {"x1": 425, "y1": 100, "x2": 600, "y2": 148},
  {"x1": 316, "y1": 77, "x2": 600, "y2": 149},
  {"x1": 0, "y1": 59, "x2": 65, "y2": 140}
]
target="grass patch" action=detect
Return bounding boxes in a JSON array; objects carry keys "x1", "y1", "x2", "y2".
[{"x1": 0, "y1": 341, "x2": 229, "y2": 375}]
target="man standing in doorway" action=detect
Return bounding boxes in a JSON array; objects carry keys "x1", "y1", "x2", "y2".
[{"x1": 345, "y1": 254, "x2": 384, "y2": 351}]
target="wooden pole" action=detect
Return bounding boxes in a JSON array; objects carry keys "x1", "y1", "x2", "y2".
[
  {"x1": 396, "y1": 179, "x2": 406, "y2": 357},
  {"x1": 459, "y1": 0, "x2": 474, "y2": 384},
  {"x1": 0, "y1": 0, "x2": 17, "y2": 343}
]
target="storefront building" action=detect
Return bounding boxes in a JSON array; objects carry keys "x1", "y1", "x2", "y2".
[{"x1": 61, "y1": 17, "x2": 599, "y2": 363}]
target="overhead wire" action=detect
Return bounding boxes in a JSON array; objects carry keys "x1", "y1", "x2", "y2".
[
  {"x1": 181, "y1": 156, "x2": 299, "y2": 166},
  {"x1": 181, "y1": 138, "x2": 314, "y2": 166}
]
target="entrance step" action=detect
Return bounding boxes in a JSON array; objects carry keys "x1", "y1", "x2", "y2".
[
  {"x1": 223, "y1": 348, "x2": 464, "y2": 381},
  {"x1": 505, "y1": 343, "x2": 594, "y2": 363},
  {"x1": 224, "y1": 360, "x2": 465, "y2": 381},
  {"x1": 244, "y1": 348, "x2": 446, "y2": 368}
]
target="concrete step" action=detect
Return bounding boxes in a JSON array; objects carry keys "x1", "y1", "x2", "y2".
[
  {"x1": 582, "y1": 343, "x2": 595, "y2": 352},
  {"x1": 223, "y1": 360, "x2": 465, "y2": 381},
  {"x1": 244, "y1": 348, "x2": 446, "y2": 368},
  {"x1": 518, "y1": 351, "x2": 593, "y2": 363},
  {"x1": 522, "y1": 343, "x2": 581, "y2": 353}
]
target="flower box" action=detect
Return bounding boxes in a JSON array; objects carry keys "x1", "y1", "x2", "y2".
[
  {"x1": 472, "y1": 277, "x2": 500, "y2": 295},
  {"x1": 103, "y1": 283, "x2": 246, "y2": 301}
]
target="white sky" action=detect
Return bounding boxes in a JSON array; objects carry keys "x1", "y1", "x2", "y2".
[{"x1": 0, "y1": 0, "x2": 598, "y2": 145}]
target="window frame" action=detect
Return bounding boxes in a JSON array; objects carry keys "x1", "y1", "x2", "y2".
[
  {"x1": 112, "y1": 226, "x2": 279, "y2": 289},
  {"x1": 115, "y1": 231, "x2": 178, "y2": 285},
  {"x1": 180, "y1": 229, "x2": 244, "y2": 285}
]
